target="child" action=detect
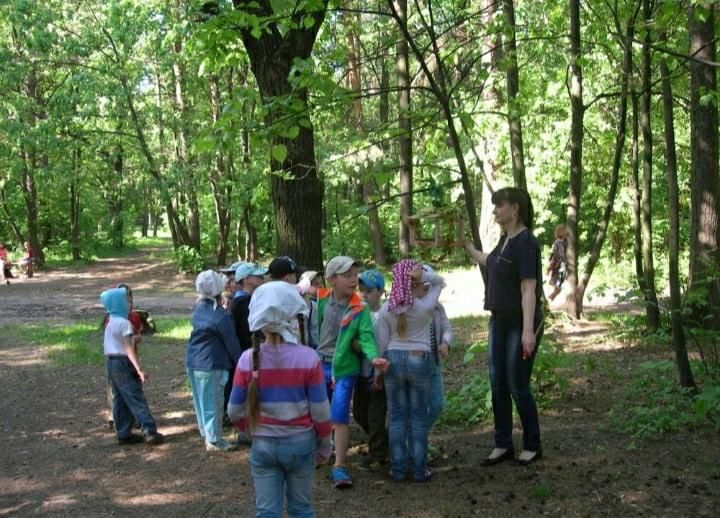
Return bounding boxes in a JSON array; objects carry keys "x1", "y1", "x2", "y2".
[
  {"x1": 100, "y1": 286, "x2": 163, "y2": 445},
  {"x1": 228, "y1": 281, "x2": 331, "y2": 516},
  {"x1": 297, "y1": 269, "x2": 324, "y2": 348},
  {"x1": 187, "y1": 270, "x2": 243, "y2": 452},
  {"x1": 547, "y1": 224, "x2": 567, "y2": 301},
  {"x1": 315, "y1": 256, "x2": 389, "y2": 489},
  {"x1": 353, "y1": 269, "x2": 389, "y2": 472},
  {"x1": 0, "y1": 242, "x2": 11, "y2": 285},
  {"x1": 268, "y1": 255, "x2": 299, "y2": 284},
  {"x1": 421, "y1": 266, "x2": 453, "y2": 438},
  {"x1": 375, "y1": 259, "x2": 444, "y2": 482}
]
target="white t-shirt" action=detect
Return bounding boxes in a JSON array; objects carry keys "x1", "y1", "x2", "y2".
[{"x1": 104, "y1": 316, "x2": 133, "y2": 356}]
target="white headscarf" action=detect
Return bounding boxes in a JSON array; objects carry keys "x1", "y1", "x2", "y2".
[
  {"x1": 249, "y1": 281, "x2": 309, "y2": 344},
  {"x1": 195, "y1": 270, "x2": 227, "y2": 310}
]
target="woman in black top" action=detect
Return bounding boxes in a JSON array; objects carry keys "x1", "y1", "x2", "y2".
[{"x1": 465, "y1": 187, "x2": 544, "y2": 465}]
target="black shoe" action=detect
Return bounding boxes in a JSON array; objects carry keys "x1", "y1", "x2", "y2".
[
  {"x1": 118, "y1": 433, "x2": 144, "y2": 445},
  {"x1": 517, "y1": 449, "x2": 542, "y2": 466},
  {"x1": 144, "y1": 432, "x2": 165, "y2": 445},
  {"x1": 481, "y1": 448, "x2": 515, "y2": 466}
]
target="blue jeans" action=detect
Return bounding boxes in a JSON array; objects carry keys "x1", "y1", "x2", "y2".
[
  {"x1": 488, "y1": 309, "x2": 543, "y2": 451},
  {"x1": 106, "y1": 356, "x2": 157, "y2": 438},
  {"x1": 384, "y1": 349, "x2": 432, "y2": 480},
  {"x1": 250, "y1": 431, "x2": 316, "y2": 518},
  {"x1": 187, "y1": 368, "x2": 228, "y2": 443},
  {"x1": 427, "y1": 361, "x2": 445, "y2": 429}
]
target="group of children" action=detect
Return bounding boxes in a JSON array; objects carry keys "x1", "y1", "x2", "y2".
[
  {"x1": 0, "y1": 241, "x2": 37, "y2": 284},
  {"x1": 99, "y1": 253, "x2": 453, "y2": 516}
]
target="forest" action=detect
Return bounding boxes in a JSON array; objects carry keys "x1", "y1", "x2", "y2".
[{"x1": 2, "y1": 0, "x2": 720, "y2": 428}]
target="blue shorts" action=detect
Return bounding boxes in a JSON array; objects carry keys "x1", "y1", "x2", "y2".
[{"x1": 330, "y1": 375, "x2": 357, "y2": 425}]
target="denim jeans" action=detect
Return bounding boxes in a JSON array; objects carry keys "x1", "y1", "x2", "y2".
[
  {"x1": 427, "y1": 362, "x2": 445, "y2": 430},
  {"x1": 488, "y1": 309, "x2": 543, "y2": 451},
  {"x1": 187, "y1": 368, "x2": 228, "y2": 443},
  {"x1": 384, "y1": 349, "x2": 432, "y2": 480},
  {"x1": 250, "y1": 430, "x2": 316, "y2": 518},
  {"x1": 106, "y1": 357, "x2": 157, "y2": 438}
]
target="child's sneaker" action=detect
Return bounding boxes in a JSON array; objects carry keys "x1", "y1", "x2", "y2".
[
  {"x1": 117, "y1": 433, "x2": 144, "y2": 445},
  {"x1": 358, "y1": 456, "x2": 386, "y2": 472},
  {"x1": 331, "y1": 466, "x2": 353, "y2": 489},
  {"x1": 206, "y1": 439, "x2": 238, "y2": 452},
  {"x1": 144, "y1": 432, "x2": 164, "y2": 445}
]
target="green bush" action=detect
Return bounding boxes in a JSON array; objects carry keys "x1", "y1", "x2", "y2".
[{"x1": 174, "y1": 245, "x2": 205, "y2": 274}]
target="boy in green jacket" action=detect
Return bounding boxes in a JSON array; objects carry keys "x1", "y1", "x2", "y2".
[{"x1": 316, "y1": 256, "x2": 388, "y2": 489}]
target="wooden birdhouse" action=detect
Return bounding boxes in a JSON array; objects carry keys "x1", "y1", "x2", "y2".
[{"x1": 406, "y1": 207, "x2": 465, "y2": 249}]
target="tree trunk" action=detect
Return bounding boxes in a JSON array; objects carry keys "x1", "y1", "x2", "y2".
[
  {"x1": 109, "y1": 147, "x2": 125, "y2": 249},
  {"x1": 233, "y1": 0, "x2": 326, "y2": 270},
  {"x1": 21, "y1": 147, "x2": 42, "y2": 264},
  {"x1": 576, "y1": 5, "x2": 639, "y2": 313},
  {"x1": 70, "y1": 147, "x2": 81, "y2": 261},
  {"x1": 688, "y1": 2, "x2": 720, "y2": 328},
  {"x1": 502, "y1": 0, "x2": 527, "y2": 191},
  {"x1": 209, "y1": 74, "x2": 233, "y2": 266},
  {"x1": 395, "y1": 0, "x2": 413, "y2": 258},
  {"x1": 347, "y1": 15, "x2": 387, "y2": 266},
  {"x1": 630, "y1": 93, "x2": 648, "y2": 300},
  {"x1": 640, "y1": 0, "x2": 660, "y2": 331},
  {"x1": 565, "y1": 0, "x2": 583, "y2": 318},
  {"x1": 243, "y1": 204, "x2": 258, "y2": 262},
  {"x1": 660, "y1": 34, "x2": 696, "y2": 390}
]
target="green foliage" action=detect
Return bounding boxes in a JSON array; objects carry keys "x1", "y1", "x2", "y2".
[
  {"x1": 533, "y1": 337, "x2": 572, "y2": 405},
  {"x1": 440, "y1": 372, "x2": 493, "y2": 427},
  {"x1": 610, "y1": 360, "x2": 704, "y2": 440},
  {"x1": 530, "y1": 483, "x2": 554, "y2": 499},
  {"x1": 153, "y1": 316, "x2": 192, "y2": 342},
  {"x1": 694, "y1": 384, "x2": 720, "y2": 431},
  {"x1": 174, "y1": 245, "x2": 205, "y2": 274}
]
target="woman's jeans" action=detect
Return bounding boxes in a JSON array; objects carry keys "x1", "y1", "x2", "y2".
[
  {"x1": 488, "y1": 309, "x2": 543, "y2": 451},
  {"x1": 106, "y1": 356, "x2": 157, "y2": 438},
  {"x1": 250, "y1": 430, "x2": 316, "y2": 518},
  {"x1": 187, "y1": 368, "x2": 228, "y2": 444},
  {"x1": 384, "y1": 349, "x2": 432, "y2": 479}
]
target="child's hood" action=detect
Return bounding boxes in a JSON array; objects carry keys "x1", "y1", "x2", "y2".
[{"x1": 101, "y1": 287, "x2": 128, "y2": 317}]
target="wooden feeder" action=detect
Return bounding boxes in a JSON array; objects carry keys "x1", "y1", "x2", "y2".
[{"x1": 406, "y1": 207, "x2": 466, "y2": 249}]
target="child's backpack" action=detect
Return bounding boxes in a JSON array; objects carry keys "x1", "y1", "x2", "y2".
[{"x1": 135, "y1": 309, "x2": 157, "y2": 335}]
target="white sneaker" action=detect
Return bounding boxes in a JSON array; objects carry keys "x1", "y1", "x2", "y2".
[{"x1": 206, "y1": 439, "x2": 238, "y2": 452}]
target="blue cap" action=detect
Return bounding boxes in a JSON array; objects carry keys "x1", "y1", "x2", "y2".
[
  {"x1": 219, "y1": 261, "x2": 244, "y2": 274},
  {"x1": 359, "y1": 269, "x2": 385, "y2": 290},
  {"x1": 235, "y1": 262, "x2": 268, "y2": 282}
]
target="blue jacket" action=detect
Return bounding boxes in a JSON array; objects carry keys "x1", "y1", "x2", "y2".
[{"x1": 186, "y1": 300, "x2": 242, "y2": 371}]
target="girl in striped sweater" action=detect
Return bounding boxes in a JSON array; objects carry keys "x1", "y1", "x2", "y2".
[{"x1": 228, "y1": 281, "x2": 331, "y2": 517}]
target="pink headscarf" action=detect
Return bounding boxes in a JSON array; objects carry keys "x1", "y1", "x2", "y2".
[{"x1": 388, "y1": 259, "x2": 420, "y2": 315}]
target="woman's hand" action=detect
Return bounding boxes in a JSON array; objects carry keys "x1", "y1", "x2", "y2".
[{"x1": 521, "y1": 329, "x2": 536, "y2": 359}]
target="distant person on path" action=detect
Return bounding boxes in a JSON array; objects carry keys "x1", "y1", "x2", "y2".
[
  {"x1": 547, "y1": 224, "x2": 568, "y2": 301},
  {"x1": 19, "y1": 241, "x2": 36, "y2": 277},
  {"x1": 464, "y1": 187, "x2": 544, "y2": 466},
  {"x1": 0, "y1": 243, "x2": 11, "y2": 285},
  {"x1": 101, "y1": 286, "x2": 164, "y2": 446},
  {"x1": 315, "y1": 256, "x2": 389, "y2": 489},
  {"x1": 353, "y1": 269, "x2": 389, "y2": 472},
  {"x1": 228, "y1": 281, "x2": 331, "y2": 517},
  {"x1": 186, "y1": 270, "x2": 242, "y2": 452},
  {"x1": 375, "y1": 259, "x2": 445, "y2": 482}
]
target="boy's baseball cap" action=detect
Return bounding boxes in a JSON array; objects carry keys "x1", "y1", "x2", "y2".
[
  {"x1": 325, "y1": 256, "x2": 361, "y2": 277},
  {"x1": 219, "y1": 261, "x2": 244, "y2": 275},
  {"x1": 268, "y1": 256, "x2": 298, "y2": 279},
  {"x1": 235, "y1": 262, "x2": 268, "y2": 282},
  {"x1": 359, "y1": 269, "x2": 385, "y2": 290}
]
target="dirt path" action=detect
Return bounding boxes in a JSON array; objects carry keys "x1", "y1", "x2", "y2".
[{"x1": 1, "y1": 250, "x2": 718, "y2": 516}]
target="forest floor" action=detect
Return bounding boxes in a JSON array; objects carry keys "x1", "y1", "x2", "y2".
[{"x1": 1, "y1": 246, "x2": 718, "y2": 517}]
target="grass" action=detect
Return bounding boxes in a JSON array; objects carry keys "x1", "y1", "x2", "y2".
[
  {"x1": 5, "y1": 316, "x2": 192, "y2": 366},
  {"x1": 41, "y1": 234, "x2": 174, "y2": 268}
]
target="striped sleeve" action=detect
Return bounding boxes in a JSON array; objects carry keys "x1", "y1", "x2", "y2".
[
  {"x1": 307, "y1": 359, "x2": 332, "y2": 439},
  {"x1": 228, "y1": 353, "x2": 251, "y2": 432}
]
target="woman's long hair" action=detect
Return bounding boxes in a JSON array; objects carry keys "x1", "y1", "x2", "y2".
[{"x1": 491, "y1": 187, "x2": 534, "y2": 229}]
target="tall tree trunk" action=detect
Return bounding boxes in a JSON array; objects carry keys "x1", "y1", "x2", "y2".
[
  {"x1": 630, "y1": 93, "x2": 647, "y2": 300},
  {"x1": 243, "y1": 204, "x2": 258, "y2": 262},
  {"x1": 21, "y1": 147, "x2": 42, "y2": 264},
  {"x1": 379, "y1": 36, "x2": 391, "y2": 200},
  {"x1": 640, "y1": 0, "x2": 660, "y2": 331},
  {"x1": 347, "y1": 15, "x2": 386, "y2": 266},
  {"x1": 502, "y1": 0, "x2": 527, "y2": 191},
  {"x1": 70, "y1": 147, "x2": 81, "y2": 261},
  {"x1": 233, "y1": 0, "x2": 326, "y2": 270},
  {"x1": 209, "y1": 74, "x2": 233, "y2": 266},
  {"x1": 576, "y1": 5, "x2": 639, "y2": 313},
  {"x1": 565, "y1": 0, "x2": 583, "y2": 318},
  {"x1": 109, "y1": 147, "x2": 125, "y2": 249},
  {"x1": 395, "y1": 0, "x2": 413, "y2": 257},
  {"x1": 660, "y1": 34, "x2": 696, "y2": 390},
  {"x1": 687, "y1": 2, "x2": 720, "y2": 328}
]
